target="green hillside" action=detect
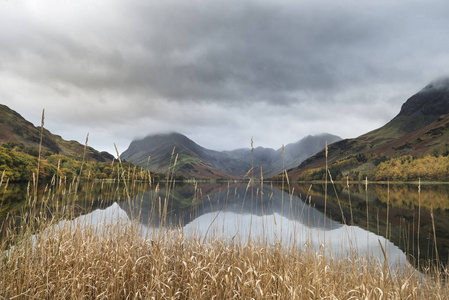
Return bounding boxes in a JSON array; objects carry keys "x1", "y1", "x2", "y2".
[
  {"x1": 0, "y1": 104, "x2": 114, "y2": 162},
  {"x1": 0, "y1": 104, "x2": 161, "y2": 182}
]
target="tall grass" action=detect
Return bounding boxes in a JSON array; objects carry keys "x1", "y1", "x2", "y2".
[
  {"x1": 4, "y1": 218, "x2": 447, "y2": 299},
  {"x1": 2, "y1": 183, "x2": 449, "y2": 299},
  {"x1": 2, "y1": 173, "x2": 449, "y2": 298},
  {"x1": 1, "y1": 137, "x2": 449, "y2": 298},
  {"x1": 34, "y1": 109, "x2": 45, "y2": 199}
]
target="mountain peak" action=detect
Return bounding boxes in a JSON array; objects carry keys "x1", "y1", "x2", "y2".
[
  {"x1": 420, "y1": 77, "x2": 449, "y2": 93},
  {"x1": 389, "y1": 78, "x2": 449, "y2": 134}
]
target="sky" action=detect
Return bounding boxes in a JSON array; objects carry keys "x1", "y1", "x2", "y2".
[{"x1": 1, "y1": 0, "x2": 449, "y2": 155}]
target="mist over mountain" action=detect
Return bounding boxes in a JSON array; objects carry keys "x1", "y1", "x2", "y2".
[
  {"x1": 386, "y1": 77, "x2": 449, "y2": 135},
  {"x1": 121, "y1": 133, "x2": 341, "y2": 179}
]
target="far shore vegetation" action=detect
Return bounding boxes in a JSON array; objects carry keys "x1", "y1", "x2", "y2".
[
  {"x1": 4, "y1": 140, "x2": 449, "y2": 184},
  {"x1": 296, "y1": 152, "x2": 449, "y2": 182}
]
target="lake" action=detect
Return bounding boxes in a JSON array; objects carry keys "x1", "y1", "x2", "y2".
[{"x1": 1, "y1": 180, "x2": 448, "y2": 270}]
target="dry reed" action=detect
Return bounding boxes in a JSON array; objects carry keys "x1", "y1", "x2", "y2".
[
  {"x1": 3, "y1": 214, "x2": 448, "y2": 299},
  {"x1": 1, "y1": 178, "x2": 449, "y2": 299}
]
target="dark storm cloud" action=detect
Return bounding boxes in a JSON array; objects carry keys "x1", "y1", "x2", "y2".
[
  {"x1": 119, "y1": 0, "x2": 449, "y2": 105},
  {"x1": 1, "y1": 0, "x2": 405, "y2": 105},
  {"x1": 117, "y1": 0, "x2": 374, "y2": 103}
]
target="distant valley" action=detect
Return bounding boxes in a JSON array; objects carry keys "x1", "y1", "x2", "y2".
[{"x1": 120, "y1": 133, "x2": 341, "y2": 179}]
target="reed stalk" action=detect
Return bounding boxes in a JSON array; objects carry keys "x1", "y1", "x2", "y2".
[
  {"x1": 418, "y1": 178, "x2": 421, "y2": 272},
  {"x1": 281, "y1": 144, "x2": 285, "y2": 245},
  {"x1": 431, "y1": 205, "x2": 439, "y2": 265},
  {"x1": 35, "y1": 109, "x2": 45, "y2": 199},
  {"x1": 249, "y1": 137, "x2": 254, "y2": 244},
  {"x1": 347, "y1": 176, "x2": 353, "y2": 225},
  {"x1": 75, "y1": 133, "x2": 89, "y2": 196},
  {"x1": 260, "y1": 166, "x2": 265, "y2": 244},
  {"x1": 328, "y1": 171, "x2": 346, "y2": 225},
  {"x1": 365, "y1": 176, "x2": 369, "y2": 255},
  {"x1": 324, "y1": 141, "x2": 327, "y2": 250}
]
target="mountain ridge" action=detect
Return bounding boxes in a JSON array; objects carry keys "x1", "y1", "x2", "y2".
[{"x1": 121, "y1": 132, "x2": 342, "y2": 179}]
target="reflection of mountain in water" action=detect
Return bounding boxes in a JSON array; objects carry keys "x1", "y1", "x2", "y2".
[
  {"x1": 119, "y1": 183, "x2": 343, "y2": 231},
  {"x1": 72, "y1": 200, "x2": 413, "y2": 272},
  {"x1": 115, "y1": 183, "x2": 414, "y2": 270}
]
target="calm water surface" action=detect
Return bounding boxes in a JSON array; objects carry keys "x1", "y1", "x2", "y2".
[{"x1": 2, "y1": 180, "x2": 448, "y2": 269}]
